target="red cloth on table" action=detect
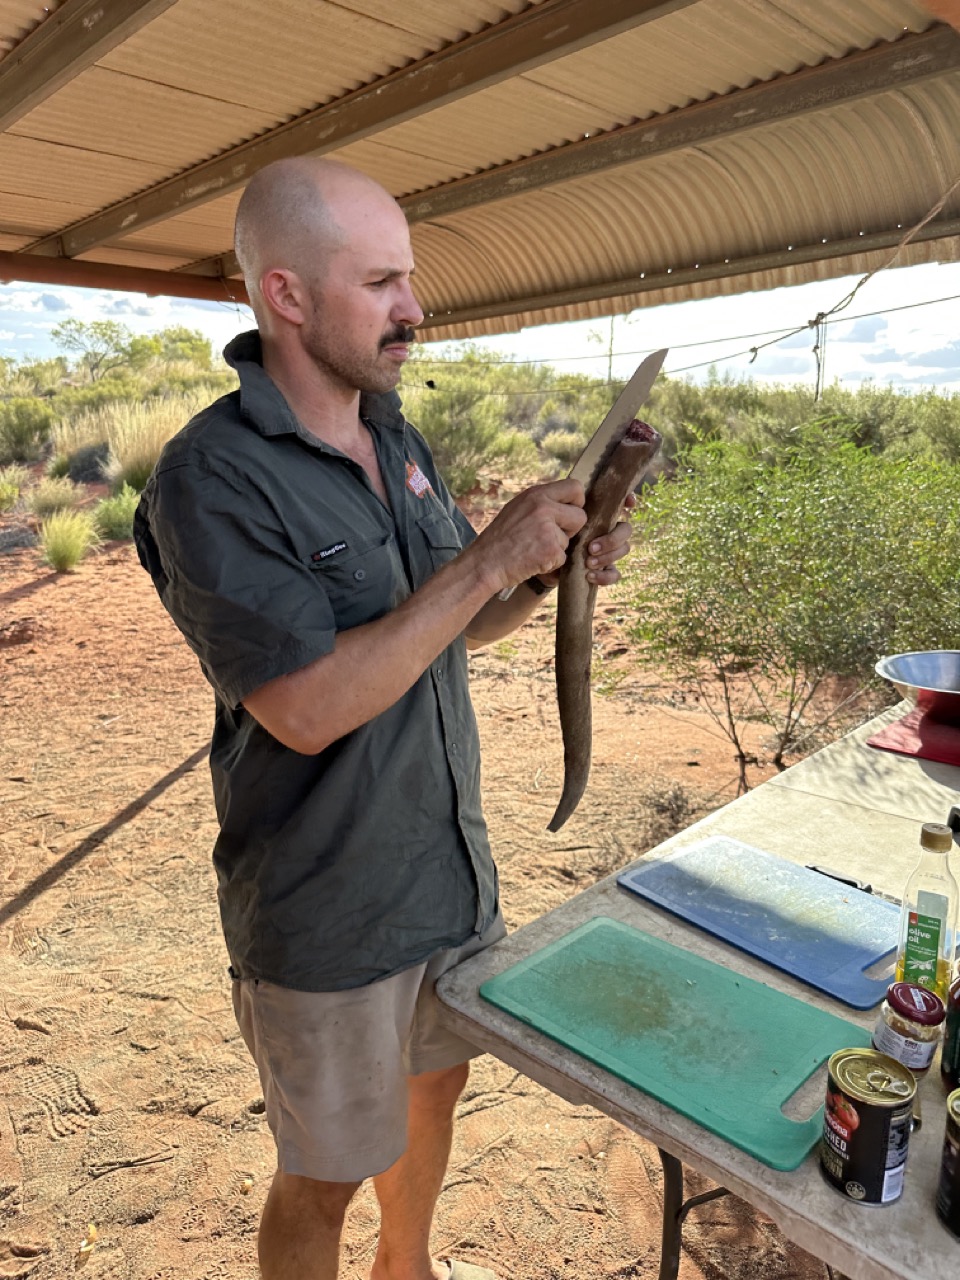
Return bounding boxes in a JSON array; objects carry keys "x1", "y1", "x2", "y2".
[{"x1": 867, "y1": 707, "x2": 960, "y2": 767}]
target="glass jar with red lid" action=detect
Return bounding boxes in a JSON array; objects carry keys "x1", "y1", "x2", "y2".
[{"x1": 872, "y1": 981, "x2": 945, "y2": 1074}]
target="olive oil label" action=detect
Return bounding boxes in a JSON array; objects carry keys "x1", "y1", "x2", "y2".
[{"x1": 902, "y1": 902, "x2": 944, "y2": 987}]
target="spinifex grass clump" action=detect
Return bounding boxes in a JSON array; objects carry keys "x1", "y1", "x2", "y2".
[
  {"x1": 103, "y1": 399, "x2": 190, "y2": 491},
  {"x1": 28, "y1": 476, "x2": 85, "y2": 518},
  {"x1": 0, "y1": 464, "x2": 30, "y2": 512},
  {"x1": 94, "y1": 484, "x2": 139, "y2": 540},
  {"x1": 39, "y1": 510, "x2": 100, "y2": 572}
]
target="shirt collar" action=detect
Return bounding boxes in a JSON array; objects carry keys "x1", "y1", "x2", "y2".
[{"x1": 224, "y1": 330, "x2": 407, "y2": 442}]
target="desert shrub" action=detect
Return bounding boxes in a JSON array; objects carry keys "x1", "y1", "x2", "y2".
[
  {"x1": 52, "y1": 408, "x2": 110, "y2": 458},
  {"x1": 0, "y1": 463, "x2": 29, "y2": 512},
  {"x1": 540, "y1": 429, "x2": 588, "y2": 469},
  {"x1": 0, "y1": 398, "x2": 54, "y2": 463},
  {"x1": 68, "y1": 442, "x2": 111, "y2": 483},
  {"x1": 46, "y1": 439, "x2": 110, "y2": 483},
  {"x1": 27, "y1": 476, "x2": 85, "y2": 518},
  {"x1": 103, "y1": 398, "x2": 191, "y2": 491},
  {"x1": 38, "y1": 510, "x2": 100, "y2": 572},
  {"x1": 403, "y1": 374, "x2": 537, "y2": 496},
  {"x1": 94, "y1": 484, "x2": 139, "y2": 540},
  {"x1": 623, "y1": 422, "x2": 960, "y2": 790}
]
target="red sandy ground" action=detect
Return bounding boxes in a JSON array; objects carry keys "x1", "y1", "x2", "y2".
[{"x1": 0, "y1": 498, "x2": 851, "y2": 1280}]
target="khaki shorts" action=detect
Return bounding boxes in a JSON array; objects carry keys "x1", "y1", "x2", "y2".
[{"x1": 231, "y1": 914, "x2": 506, "y2": 1183}]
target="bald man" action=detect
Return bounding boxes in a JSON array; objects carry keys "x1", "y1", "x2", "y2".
[{"x1": 134, "y1": 158, "x2": 632, "y2": 1280}]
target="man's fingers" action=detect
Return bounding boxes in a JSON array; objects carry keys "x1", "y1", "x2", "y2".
[
  {"x1": 540, "y1": 477, "x2": 585, "y2": 507},
  {"x1": 585, "y1": 520, "x2": 632, "y2": 568}
]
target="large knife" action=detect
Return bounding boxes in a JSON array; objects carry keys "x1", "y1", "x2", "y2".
[
  {"x1": 567, "y1": 346, "x2": 668, "y2": 485},
  {"x1": 499, "y1": 347, "x2": 667, "y2": 599}
]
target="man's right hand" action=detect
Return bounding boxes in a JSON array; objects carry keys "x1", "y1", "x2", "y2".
[{"x1": 468, "y1": 479, "x2": 587, "y2": 596}]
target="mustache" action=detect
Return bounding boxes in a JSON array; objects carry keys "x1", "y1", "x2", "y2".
[{"x1": 380, "y1": 326, "x2": 417, "y2": 349}]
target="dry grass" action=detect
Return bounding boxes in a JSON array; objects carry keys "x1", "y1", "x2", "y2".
[
  {"x1": 102, "y1": 398, "x2": 193, "y2": 491},
  {"x1": 27, "y1": 476, "x2": 85, "y2": 518},
  {"x1": 38, "y1": 510, "x2": 101, "y2": 572},
  {"x1": 53, "y1": 397, "x2": 197, "y2": 492}
]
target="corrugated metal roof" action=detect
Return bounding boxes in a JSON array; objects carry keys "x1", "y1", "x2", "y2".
[
  {"x1": 2, "y1": 0, "x2": 958, "y2": 337},
  {"x1": 0, "y1": 0, "x2": 59, "y2": 54}
]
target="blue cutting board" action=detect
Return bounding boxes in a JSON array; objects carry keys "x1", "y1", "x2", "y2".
[
  {"x1": 617, "y1": 837, "x2": 898, "y2": 1009},
  {"x1": 481, "y1": 917, "x2": 871, "y2": 1170}
]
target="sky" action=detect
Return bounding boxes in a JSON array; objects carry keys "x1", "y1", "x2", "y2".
[{"x1": 3, "y1": 258, "x2": 960, "y2": 393}]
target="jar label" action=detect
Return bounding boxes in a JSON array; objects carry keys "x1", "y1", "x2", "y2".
[{"x1": 873, "y1": 1019, "x2": 937, "y2": 1070}]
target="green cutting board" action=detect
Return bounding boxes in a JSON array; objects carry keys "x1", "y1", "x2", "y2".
[{"x1": 480, "y1": 917, "x2": 871, "y2": 1170}]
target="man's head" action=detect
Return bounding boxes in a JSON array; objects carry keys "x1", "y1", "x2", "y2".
[{"x1": 234, "y1": 157, "x2": 423, "y2": 394}]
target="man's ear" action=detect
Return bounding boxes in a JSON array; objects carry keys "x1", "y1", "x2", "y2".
[{"x1": 260, "y1": 268, "x2": 308, "y2": 326}]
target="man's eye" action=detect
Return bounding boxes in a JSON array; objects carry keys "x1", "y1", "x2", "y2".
[{"x1": 368, "y1": 279, "x2": 389, "y2": 288}]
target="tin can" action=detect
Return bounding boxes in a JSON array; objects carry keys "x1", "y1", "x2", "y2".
[
  {"x1": 936, "y1": 1089, "x2": 960, "y2": 1237},
  {"x1": 820, "y1": 1048, "x2": 916, "y2": 1205}
]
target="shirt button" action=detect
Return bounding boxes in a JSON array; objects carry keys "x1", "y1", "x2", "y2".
[
  {"x1": 354, "y1": 568, "x2": 366, "y2": 581},
  {"x1": 436, "y1": 666, "x2": 443, "y2": 679},
  {"x1": 450, "y1": 742, "x2": 458, "y2": 753}
]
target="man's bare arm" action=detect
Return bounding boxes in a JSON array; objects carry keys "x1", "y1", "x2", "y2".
[{"x1": 243, "y1": 480, "x2": 586, "y2": 753}]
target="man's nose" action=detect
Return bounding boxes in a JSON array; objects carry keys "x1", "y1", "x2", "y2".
[{"x1": 394, "y1": 279, "x2": 424, "y2": 328}]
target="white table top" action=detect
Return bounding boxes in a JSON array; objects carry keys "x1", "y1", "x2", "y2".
[{"x1": 437, "y1": 706, "x2": 960, "y2": 1280}]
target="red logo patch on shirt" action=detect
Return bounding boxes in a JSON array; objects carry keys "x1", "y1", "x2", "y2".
[{"x1": 405, "y1": 460, "x2": 434, "y2": 498}]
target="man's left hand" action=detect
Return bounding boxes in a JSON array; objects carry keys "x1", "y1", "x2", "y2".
[{"x1": 539, "y1": 493, "x2": 636, "y2": 589}]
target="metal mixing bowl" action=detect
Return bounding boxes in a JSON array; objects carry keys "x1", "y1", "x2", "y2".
[{"x1": 875, "y1": 651, "x2": 960, "y2": 725}]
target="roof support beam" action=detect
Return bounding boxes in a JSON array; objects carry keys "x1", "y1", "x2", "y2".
[
  {"x1": 0, "y1": 0, "x2": 177, "y2": 131},
  {"x1": 0, "y1": 250, "x2": 248, "y2": 305},
  {"x1": 402, "y1": 25, "x2": 960, "y2": 222},
  {"x1": 186, "y1": 24, "x2": 960, "y2": 282},
  {"x1": 26, "y1": 0, "x2": 696, "y2": 260},
  {"x1": 415, "y1": 218, "x2": 960, "y2": 330}
]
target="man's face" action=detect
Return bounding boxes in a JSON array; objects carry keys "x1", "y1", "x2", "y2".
[{"x1": 301, "y1": 197, "x2": 424, "y2": 395}]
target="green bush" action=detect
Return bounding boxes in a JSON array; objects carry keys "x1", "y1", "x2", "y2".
[
  {"x1": 94, "y1": 484, "x2": 139, "y2": 540},
  {"x1": 403, "y1": 373, "x2": 537, "y2": 496},
  {"x1": 27, "y1": 476, "x2": 85, "y2": 518},
  {"x1": 0, "y1": 464, "x2": 29, "y2": 512},
  {"x1": 0, "y1": 398, "x2": 54, "y2": 463},
  {"x1": 39, "y1": 510, "x2": 100, "y2": 572},
  {"x1": 623, "y1": 423, "x2": 960, "y2": 788},
  {"x1": 540, "y1": 429, "x2": 588, "y2": 468}
]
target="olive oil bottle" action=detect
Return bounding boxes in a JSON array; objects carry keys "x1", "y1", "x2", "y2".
[{"x1": 894, "y1": 822, "x2": 959, "y2": 1002}]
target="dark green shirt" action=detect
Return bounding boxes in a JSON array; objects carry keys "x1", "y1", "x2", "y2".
[{"x1": 134, "y1": 331, "x2": 497, "y2": 990}]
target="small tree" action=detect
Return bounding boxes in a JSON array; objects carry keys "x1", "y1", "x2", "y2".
[
  {"x1": 622, "y1": 423, "x2": 960, "y2": 792},
  {"x1": 51, "y1": 319, "x2": 134, "y2": 382}
]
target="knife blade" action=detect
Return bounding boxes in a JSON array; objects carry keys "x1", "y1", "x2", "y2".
[
  {"x1": 497, "y1": 346, "x2": 667, "y2": 600},
  {"x1": 567, "y1": 347, "x2": 668, "y2": 485}
]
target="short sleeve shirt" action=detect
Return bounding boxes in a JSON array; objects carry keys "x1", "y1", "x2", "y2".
[{"x1": 134, "y1": 331, "x2": 497, "y2": 990}]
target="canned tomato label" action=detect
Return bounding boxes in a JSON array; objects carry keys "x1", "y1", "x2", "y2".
[
  {"x1": 936, "y1": 1089, "x2": 960, "y2": 1237},
  {"x1": 820, "y1": 1048, "x2": 916, "y2": 1205}
]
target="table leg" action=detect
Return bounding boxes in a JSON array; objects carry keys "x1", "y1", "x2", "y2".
[
  {"x1": 658, "y1": 1149, "x2": 685, "y2": 1280},
  {"x1": 657, "y1": 1148, "x2": 732, "y2": 1280}
]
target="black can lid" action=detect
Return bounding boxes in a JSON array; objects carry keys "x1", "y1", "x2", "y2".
[{"x1": 887, "y1": 981, "x2": 946, "y2": 1025}]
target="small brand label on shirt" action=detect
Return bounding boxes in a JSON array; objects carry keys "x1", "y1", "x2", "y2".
[
  {"x1": 405, "y1": 461, "x2": 434, "y2": 498},
  {"x1": 312, "y1": 541, "x2": 348, "y2": 562}
]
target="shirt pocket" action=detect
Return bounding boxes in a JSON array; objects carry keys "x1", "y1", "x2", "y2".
[
  {"x1": 417, "y1": 510, "x2": 463, "y2": 574},
  {"x1": 308, "y1": 530, "x2": 403, "y2": 629}
]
